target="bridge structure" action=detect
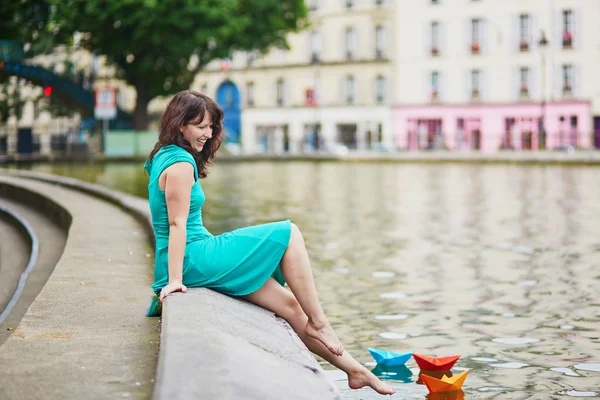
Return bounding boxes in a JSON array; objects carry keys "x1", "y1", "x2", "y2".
[{"x1": 0, "y1": 40, "x2": 131, "y2": 126}]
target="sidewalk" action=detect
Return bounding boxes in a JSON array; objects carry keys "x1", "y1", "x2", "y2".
[
  {"x1": 3, "y1": 149, "x2": 600, "y2": 165},
  {"x1": 0, "y1": 175, "x2": 158, "y2": 400}
]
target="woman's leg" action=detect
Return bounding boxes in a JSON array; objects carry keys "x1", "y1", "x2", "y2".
[
  {"x1": 242, "y1": 278, "x2": 395, "y2": 396},
  {"x1": 279, "y1": 223, "x2": 344, "y2": 356}
]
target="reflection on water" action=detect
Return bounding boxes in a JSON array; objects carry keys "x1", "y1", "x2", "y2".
[{"x1": 12, "y1": 161, "x2": 600, "y2": 399}]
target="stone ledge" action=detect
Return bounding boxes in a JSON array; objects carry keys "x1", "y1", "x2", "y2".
[
  {"x1": 1, "y1": 170, "x2": 341, "y2": 400},
  {"x1": 0, "y1": 200, "x2": 39, "y2": 326}
]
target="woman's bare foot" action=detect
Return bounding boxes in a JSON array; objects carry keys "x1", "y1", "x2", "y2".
[
  {"x1": 305, "y1": 319, "x2": 344, "y2": 356},
  {"x1": 348, "y1": 367, "x2": 396, "y2": 395}
]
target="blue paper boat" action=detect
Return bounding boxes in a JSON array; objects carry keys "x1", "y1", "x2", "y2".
[{"x1": 368, "y1": 348, "x2": 413, "y2": 366}]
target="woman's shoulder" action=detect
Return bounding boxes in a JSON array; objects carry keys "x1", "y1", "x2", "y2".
[{"x1": 150, "y1": 144, "x2": 198, "y2": 178}]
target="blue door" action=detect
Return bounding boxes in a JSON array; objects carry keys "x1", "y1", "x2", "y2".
[{"x1": 216, "y1": 81, "x2": 241, "y2": 144}]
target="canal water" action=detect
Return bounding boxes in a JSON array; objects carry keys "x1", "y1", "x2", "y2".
[{"x1": 14, "y1": 161, "x2": 600, "y2": 399}]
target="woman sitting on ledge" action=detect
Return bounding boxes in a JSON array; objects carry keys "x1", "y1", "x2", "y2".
[{"x1": 144, "y1": 90, "x2": 395, "y2": 396}]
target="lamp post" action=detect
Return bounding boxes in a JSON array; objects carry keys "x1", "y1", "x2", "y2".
[{"x1": 538, "y1": 30, "x2": 549, "y2": 150}]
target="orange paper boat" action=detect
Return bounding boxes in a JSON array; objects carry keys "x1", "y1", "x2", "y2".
[
  {"x1": 413, "y1": 353, "x2": 460, "y2": 370},
  {"x1": 421, "y1": 370, "x2": 469, "y2": 393}
]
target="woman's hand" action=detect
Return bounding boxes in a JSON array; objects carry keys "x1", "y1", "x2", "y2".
[{"x1": 160, "y1": 280, "x2": 188, "y2": 304}]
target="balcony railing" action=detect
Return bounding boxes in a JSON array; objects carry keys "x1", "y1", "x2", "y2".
[
  {"x1": 519, "y1": 86, "x2": 529, "y2": 98},
  {"x1": 562, "y1": 32, "x2": 573, "y2": 48},
  {"x1": 563, "y1": 83, "x2": 573, "y2": 96},
  {"x1": 519, "y1": 40, "x2": 529, "y2": 51},
  {"x1": 431, "y1": 47, "x2": 439, "y2": 56},
  {"x1": 471, "y1": 42, "x2": 480, "y2": 54}
]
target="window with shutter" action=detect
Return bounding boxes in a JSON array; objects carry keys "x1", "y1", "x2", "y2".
[
  {"x1": 519, "y1": 14, "x2": 530, "y2": 51},
  {"x1": 431, "y1": 21, "x2": 440, "y2": 56},
  {"x1": 471, "y1": 19, "x2": 481, "y2": 54},
  {"x1": 562, "y1": 10, "x2": 573, "y2": 48}
]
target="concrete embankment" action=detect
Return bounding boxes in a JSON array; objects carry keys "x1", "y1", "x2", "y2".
[
  {"x1": 2, "y1": 149, "x2": 600, "y2": 165},
  {"x1": 0, "y1": 171, "x2": 341, "y2": 400},
  {"x1": 0, "y1": 175, "x2": 159, "y2": 400}
]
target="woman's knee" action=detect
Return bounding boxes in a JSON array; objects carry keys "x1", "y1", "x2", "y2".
[{"x1": 289, "y1": 222, "x2": 305, "y2": 247}]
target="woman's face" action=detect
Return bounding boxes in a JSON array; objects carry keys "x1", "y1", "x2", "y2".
[{"x1": 181, "y1": 112, "x2": 213, "y2": 152}]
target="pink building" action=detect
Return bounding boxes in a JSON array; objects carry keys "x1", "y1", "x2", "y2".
[{"x1": 394, "y1": 101, "x2": 592, "y2": 152}]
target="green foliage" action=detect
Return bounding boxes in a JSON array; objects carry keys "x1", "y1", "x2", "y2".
[
  {"x1": 0, "y1": 0, "x2": 71, "y2": 58},
  {"x1": 49, "y1": 0, "x2": 308, "y2": 127}
]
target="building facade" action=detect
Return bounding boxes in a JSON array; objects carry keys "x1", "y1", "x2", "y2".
[
  {"x1": 393, "y1": 0, "x2": 599, "y2": 151},
  {"x1": 196, "y1": 0, "x2": 395, "y2": 154}
]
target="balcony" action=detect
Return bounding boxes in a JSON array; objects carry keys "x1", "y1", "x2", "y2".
[
  {"x1": 471, "y1": 42, "x2": 480, "y2": 55},
  {"x1": 346, "y1": 51, "x2": 355, "y2": 60},
  {"x1": 375, "y1": 49, "x2": 386, "y2": 60},
  {"x1": 562, "y1": 31, "x2": 573, "y2": 49},
  {"x1": 563, "y1": 82, "x2": 573, "y2": 96},
  {"x1": 519, "y1": 85, "x2": 529, "y2": 98},
  {"x1": 519, "y1": 40, "x2": 529, "y2": 52},
  {"x1": 471, "y1": 89, "x2": 480, "y2": 100},
  {"x1": 431, "y1": 47, "x2": 439, "y2": 57},
  {"x1": 431, "y1": 90, "x2": 439, "y2": 102},
  {"x1": 311, "y1": 53, "x2": 321, "y2": 64}
]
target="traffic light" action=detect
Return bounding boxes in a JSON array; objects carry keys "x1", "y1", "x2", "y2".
[{"x1": 43, "y1": 86, "x2": 53, "y2": 97}]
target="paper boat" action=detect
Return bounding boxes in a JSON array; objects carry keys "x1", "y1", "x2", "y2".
[
  {"x1": 368, "y1": 348, "x2": 413, "y2": 366},
  {"x1": 413, "y1": 353, "x2": 460, "y2": 370},
  {"x1": 427, "y1": 390, "x2": 465, "y2": 400},
  {"x1": 421, "y1": 370, "x2": 469, "y2": 393},
  {"x1": 417, "y1": 370, "x2": 452, "y2": 385}
]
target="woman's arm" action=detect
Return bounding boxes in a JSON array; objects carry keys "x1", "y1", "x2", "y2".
[{"x1": 160, "y1": 161, "x2": 195, "y2": 303}]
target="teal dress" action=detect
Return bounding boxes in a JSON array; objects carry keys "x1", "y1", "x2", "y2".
[{"x1": 144, "y1": 144, "x2": 291, "y2": 313}]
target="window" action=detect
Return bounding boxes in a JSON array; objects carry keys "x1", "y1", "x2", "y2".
[
  {"x1": 519, "y1": 67, "x2": 529, "y2": 97},
  {"x1": 375, "y1": 25, "x2": 386, "y2": 59},
  {"x1": 345, "y1": 27, "x2": 357, "y2": 60},
  {"x1": 276, "y1": 78, "x2": 285, "y2": 106},
  {"x1": 471, "y1": 69, "x2": 481, "y2": 99},
  {"x1": 562, "y1": 65, "x2": 573, "y2": 95},
  {"x1": 431, "y1": 71, "x2": 439, "y2": 100},
  {"x1": 431, "y1": 21, "x2": 440, "y2": 55},
  {"x1": 346, "y1": 75, "x2": 355, "y2": 104},
  {"x1": 376, "y1": 75, "x2": 385, "y2": 103},
  {"x1": 519, "y1": 14, "x2": 530, "y2": 51},
  {"x1": 346, "y1": 0, "x2": 354, "y2": 9},
  {"x1": 471, "y1": 18, "x2": 481, "y2": 54},
  {"x1": 311, "y1": 31, "x2": 321, "y2": 63},
  {"x1": 562, "y1": 10, "x2": 573, "y2": 48},
  {"x1": 247, "y1": 82, "x2": 255, "y2": 107}
]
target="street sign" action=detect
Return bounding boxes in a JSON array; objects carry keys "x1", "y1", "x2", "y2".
[{"x1": 94, "y1": 88, "x2": 117, "y2": 119}]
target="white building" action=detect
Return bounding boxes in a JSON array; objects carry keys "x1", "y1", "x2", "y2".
[
  {"x1": 196, "y1": 0, "x2": 395, "y2": 154},
  {"x1": 393, "y1": 0, "x2": 600, "y2": 151}
]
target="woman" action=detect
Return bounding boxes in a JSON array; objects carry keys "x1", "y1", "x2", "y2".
[{"x1": 144, "y1": 90, "x2": 395, "y2": 396}]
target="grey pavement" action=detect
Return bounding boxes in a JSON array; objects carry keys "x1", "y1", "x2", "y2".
[{"x1": 0, "y1": 175, "x2": 159, "y2": 400}]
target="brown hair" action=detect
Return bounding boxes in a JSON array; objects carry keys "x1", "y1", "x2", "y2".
[{"x1": 148, "y1": 90, "x2": 224, "y2": 178}]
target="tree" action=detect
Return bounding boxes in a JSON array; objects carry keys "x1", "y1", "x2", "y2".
[{"x1": 50, "y1": 0, "x2": 308, "y2": 129}]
